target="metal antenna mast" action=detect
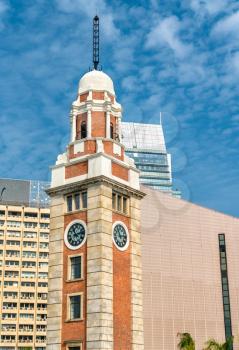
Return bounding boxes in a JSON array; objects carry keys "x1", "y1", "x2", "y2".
[{"x1": 93, "y1": 15, "x2": 100, "y2": 70}]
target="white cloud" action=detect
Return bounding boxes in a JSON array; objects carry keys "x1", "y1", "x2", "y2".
[
  {"x1": 146, "y1": 16, "x2": 192, "y2": 59},
  {"x1": 212, "y1": 11, "x2": 239, "y2": 37},
  {"x1": 189, "y1": 0, "x2": 227, "y2": 15},
  {"x1": 55, "y1": 0, "x2": 119, "y2": 39},
  {"x1": 0, "y1": 0, "x2": 8, "y2": 30}
]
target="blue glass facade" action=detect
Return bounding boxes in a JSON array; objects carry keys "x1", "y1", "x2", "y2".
[{"x1": 121, "y1": 122, "x2": 181, "y2": 197}]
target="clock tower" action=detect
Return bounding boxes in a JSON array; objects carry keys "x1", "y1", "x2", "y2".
[{"x1": 46, "y1": 16, "x2": 145, "y2": 350}]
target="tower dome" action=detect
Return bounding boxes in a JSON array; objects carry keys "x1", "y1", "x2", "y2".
[{"x1": 78, "y1": 70, "x2": 115, "y2": 95}]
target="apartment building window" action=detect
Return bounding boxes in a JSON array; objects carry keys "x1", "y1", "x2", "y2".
[
  {"x1": 5, "y1": 260, "x2": 19, "y2": 267},
  {"x1": 218, "y1": 234, "x2": 233, "y2": 342},
  {"x1": 39, "y1": 252, "x2": 48, "y2": 259},
  {"x1": 69, "y1": 255, "x2": 82, "y2": 280},
  {"x1": 37, "y1": 303, "x2": 47, "y2": 310},
  {"x1": 0, "y1": 210, "x2": 5, "y2": 216},
  {"x1": 8, "y1": 211, "x2": 21, "y2": 217},
  {"x1": 24, "y1": 222, "x2": 37, "y2": 229},
  {"x1": 40, "y1": 232, "x2": 49, "y2": 239},
  {"x1": 66, "y1": 192, "x2": 87, "y2": 212},
  {"x1": 5, "y1": 271, "x2": 19, "y2": 278},
  {"x1": 38, "y1": 293, "x2": 47, "y2": 300},
  {"x1": 38, "y1": 282, "x2": 48, "y2": 288},
  {"x1": 6, "y1": 250, "x2": 20, "y2": 258},
  {"x1": 37, "y1": 314, "x2": 47, "y2": 321},
  {"x1": 21, "y1": 282, "x2": 35, "y2": 287},
  {"x1": 68, "y1": 294, "x2": 83, "y2": 320},
  {"x1": 21, "y1": 271, "x2": 35, "y2": 279},
  {"x1": 23, "y1": 231, "x2": 37, "y2": 238},
  {"x1": 19, "y1": 313, "x2": 34, "y2": 319},
  {"x1": 41, "y1": 213, "x2": 50, "y2": 219},
  {"x1": 22, "y1": 251, "x2": 36, "y2": 258},
  {"x1": 7, "y1": 230, "x2": 21, "y2": 237},
  {"x1": 21, "y1": 292, "x2": 34, "y2": 299},
  {"x1": 22, "y1": 261, "x2": 36, "y2": 268},
  {"x1": 0, "y1": 239, "x2": 3, "y2": 245},
  {"x1": 1, "y1": 335, "x2": 15, "y2": 342},
  {"x1": 4, "y1": 281, "x2": 18, "y2": 287},
  {"x1": 0, "y1": 220, "x2": 4, "y2": 226},
  {"x1": 0, "y1": 230, "x2": 3, "y2": 235},
  {"x1": 112, "y1": 192, "x2": 129, "y2": 215},
  {"x1": 40, "y1": 223, "x2": 49, "y2": 229},
  {"x1": 23, "y1": 241, "x2": 37, "y2": 248},
  {"x1": 38, "y1": 272, "x2": 48, "y2": 279},
  {"x1": 7, "y1": 221, "x2": 21, "y2": 227},
  {"x1": 6, "y1": 240, "x2": 20, "y2": 246},
  {"x1": 24, "y1": 212, "x2": 38, "y2": 218},
  {"x1": 1, "y1": 324, "x2": 16, "y2": 331},
  {"x1": 20, "y1": 303, "x2": 34, "y2": 310},
  {"x1": 4, "y1": 291, "x2": 18, "y2": 299},
  {"x1": 39, "y1": 242, "x2": 48, "y2": 249},
  {"x1": 3, "y1": 302, "x2": 17, "y2": 309},
  {"x1": 2, "y1": 313, "x2": 17, "y2": 320},
  {"x1": 19, "y1": 335, "x2": 33, "y2": 342},
  {"x1": 19, "y1": 324, "x2": 33, "y2": 332},
  {"x1": 39, "y1": 262, "x2": 48, "y2": 269}
]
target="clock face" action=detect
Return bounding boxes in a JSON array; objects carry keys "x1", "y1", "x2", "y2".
[
  {"x1": 113, "y1": 223, "x2": 129, "y2": 251},
  {"x1": 64, "y1": 221, "x2": 87, "y2": 250}
]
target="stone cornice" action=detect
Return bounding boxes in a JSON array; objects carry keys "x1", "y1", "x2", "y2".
[{"x1": 46, "y1": 175, "x2": 145, "y2": 199}]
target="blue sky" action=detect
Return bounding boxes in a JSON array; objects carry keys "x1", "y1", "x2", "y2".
[{"x1": 0, "y1": 0, "x2": 238, "y2": 216}]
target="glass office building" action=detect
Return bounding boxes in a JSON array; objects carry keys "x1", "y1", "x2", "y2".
[
  {"x1": 121, "y1": 122, "x2": 180, "y2": 197},
  {"x1": 0, "y1": 179, "x2": 50, "y2": 207}
]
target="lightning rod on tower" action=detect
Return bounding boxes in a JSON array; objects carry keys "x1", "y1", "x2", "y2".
[{"x1": 93, "y1": 15, "x2": 100, "y2": 70}]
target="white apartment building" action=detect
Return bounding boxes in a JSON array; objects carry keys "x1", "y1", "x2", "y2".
[{"x1": 0, "y1": 179, "x2": 50, "y2": 350}]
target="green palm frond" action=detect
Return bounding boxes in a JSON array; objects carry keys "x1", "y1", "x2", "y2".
[
  {"x1": 177, "y1": 332, "x2": 195, "y2": 350},
  {"x1": 204, "y1": 337, "x2": 233, "y2": 350}
]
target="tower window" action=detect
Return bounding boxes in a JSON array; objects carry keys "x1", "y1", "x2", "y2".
[
  {"x1": 66, "y1": 192, "x2": 87, "y2": 212},
  {"x1": 67, "y1": 196, "x2": 73, "y2": 212},
  {"x1": 112, "y1": 192, "x2": 128, "y2": 215},
  {"x1": 81, "y1": 122, "x2": 87, "y2": 139},
  {"x1": 110, "y1": 122, "x2": 114, "y2": 139},
  {"x1": 68, "y1": 294, "x2": 82, "y2": 320},
  {"x1": 68, "y1": 255, "x2": 82, "y2": 280}
]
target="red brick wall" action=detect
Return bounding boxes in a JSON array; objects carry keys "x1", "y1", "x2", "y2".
[
  {"x1": 112, "y1": 213, "x2": 131, "y2": 350},
  {"x1": 65, "y1": 161, "x2": 88, "y2": 179},
  {"x1": 79, "y1": 93, "x2": 88, "y2": 102},
  {"x1": 62, "y1": 211, "x2": 87, "y2": 350},
  {"x1": 92, "y1": 91, "x2": 104, "y2": 100},
  {"x1": 103, "y1": 141, "x2": 124, "y2": 161},
  {"x1": 112, "y1": 162, "x2": 129, "y2": 181},
  {"x1": 69, "y1": 141, "x2": 97, "y2": 160},
  {"x1": 76, "y1": 113, "x2": 87, "y2": 140},
  {"x1": 91, "y1": 111, "x2": 106, "y2": 138}
]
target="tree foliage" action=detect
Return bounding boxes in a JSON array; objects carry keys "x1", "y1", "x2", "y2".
[
  {"x1": 177, "y1": 333, "x2": 196, "y2": 350},
  {"x1": 204, "y1": 337, "x2": 233, "y2": 350}
]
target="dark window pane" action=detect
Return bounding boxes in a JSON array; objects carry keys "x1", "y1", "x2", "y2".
[
  {"x1": 82, "y1": 192, "x2": 87, "y2": 209},
  {"x1": 81, "y1": 122, "x2": 87, "y2": 139},
  {"x1": 75, "y1": 194, "x2": 80, "y2": 210},
  {"x1": 117, "y1": 195, "x2": 121, "y2": 211},
  {"x1": 110, "y1": 123, "x2": 114, "y2": 139},
  {"x1": 67, "y1": 196, "x2": 72, "y2": 212},
  {"x1": 70, "y1": 295, "x2": 81, "y2": 319},
  {"x1": 112, "y1": 193, "x2": 116, "y2": 210},
  {"x1": 71, "y1": 256, "x2": 82, "y2": 279},
  {"x1": 123, "y1": 197, "x2": 127, "y2": 214}
]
